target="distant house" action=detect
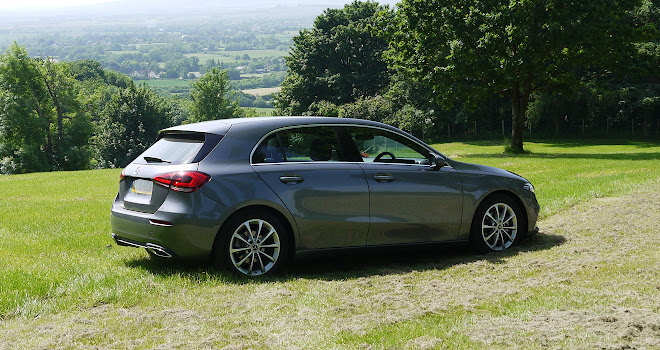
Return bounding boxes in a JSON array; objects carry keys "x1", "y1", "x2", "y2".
[
  {"x1": 148, "y1": 71, "x2": 160, "y2": 79},
  {"x1": 188, "y1": 72, "x2": 203, "y2": 78},
  {"x1": 130, "y1": 70, "x2": 147, "y2": 78}
]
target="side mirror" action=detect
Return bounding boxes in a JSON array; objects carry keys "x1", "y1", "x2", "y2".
[{"x1": 429, "y1": 154, "x2": 446, "y2": 171}]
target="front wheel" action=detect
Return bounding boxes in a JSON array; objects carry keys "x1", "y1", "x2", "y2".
[
  {"x1": 470, "y1": 195, "x2": 524, "y2": 253},
  {"x1": 214, "y1": 210, "x2": 290, "y2": 277}
]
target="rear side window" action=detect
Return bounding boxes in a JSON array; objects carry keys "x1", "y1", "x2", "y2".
[
  {"x1": 252, "y1": 126, "x2": 344, "y2": 163},
  {"x1": 136, "y1": 133, "x2": 221, "y2": 165}
]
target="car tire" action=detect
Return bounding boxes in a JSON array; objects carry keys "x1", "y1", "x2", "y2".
[
  {"x1": 213, "y1": 209, "x2": 290, "y2": 277},
  {"x1": 470, "y1": 194, "x2": 524, "y2": 253}
]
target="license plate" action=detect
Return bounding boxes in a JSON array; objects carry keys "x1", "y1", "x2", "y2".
[{"x1": 130, "y1": 179, "x2": 153, "y2": 196}]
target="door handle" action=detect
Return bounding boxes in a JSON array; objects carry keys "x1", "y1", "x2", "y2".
[
  {"x1": 373, "y1": 173, "x2": 394, "y2": 182},
  {"x1": 280, "y1": 175, "x2": 304, "y2": 184}
]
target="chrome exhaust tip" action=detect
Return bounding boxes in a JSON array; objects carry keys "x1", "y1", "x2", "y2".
[
  {"x1": 145, "y1": 243, "x2": 173, "y2": 258},
  {"x1": 112, "y1": 234, "x2": 174, "y2": 258}
]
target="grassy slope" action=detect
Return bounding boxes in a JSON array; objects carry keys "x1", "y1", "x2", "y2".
[{"x1": 0, "y1": 141, "x2": 658, "y2": 348}]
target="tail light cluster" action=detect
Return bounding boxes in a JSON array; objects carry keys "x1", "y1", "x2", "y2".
[{"x1": 153, "y1": 171, "x2": 211, "y2": 193}]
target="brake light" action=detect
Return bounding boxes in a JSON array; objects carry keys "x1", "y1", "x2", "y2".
[
  {"x1": 120, "y1": 169, "x2": 125, "y2": 181},
  {"x1": 153, "y1": 171, "x2": 211, "y2": 193}
]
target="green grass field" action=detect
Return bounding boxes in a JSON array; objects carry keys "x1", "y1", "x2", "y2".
[{"x1": 0, "y1": 140, "x2": 658, "y2": 348}]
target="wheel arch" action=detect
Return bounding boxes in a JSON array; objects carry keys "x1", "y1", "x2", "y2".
[
  {"x1": 472, "y1": 190, "x2": 528, "y2": 235},
  {"x1": 210, "y1": 204, "x2": 297, "y2": 262}
]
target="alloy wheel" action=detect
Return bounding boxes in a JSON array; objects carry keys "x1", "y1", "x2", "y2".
[
  {"x1": 481, "y1": 203, "x2": 518, "y2": 251},
  {"x1": 229, "y1": 219, "x2": 281, "y2": 276}
]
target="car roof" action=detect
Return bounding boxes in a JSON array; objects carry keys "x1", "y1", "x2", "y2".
[{"x1": 160, "y1": 116, "x2": 397, "y2": 136}]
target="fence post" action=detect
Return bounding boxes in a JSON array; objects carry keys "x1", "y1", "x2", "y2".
[
  {"x1": 582, "y1": 119, "x2": 585, "y2": 136},
  {"x1": 502, "y1": 120, "x2": 505, "y2": 136},
  {"x1": 448, "y1": 123, "x2": 450, "y2": 139}
]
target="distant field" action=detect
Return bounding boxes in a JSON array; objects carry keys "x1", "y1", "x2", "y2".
[
  {"x1": 222, "y1": 49, "x2": 286, "y2": 57},
  {"x1": 256, "y1": 30, "x2": 298, "y2": 39},
  {"x1": 142, "y1": 79, "x2": 191, "y2": 88},
  {"x1": 246, "y1": 107, "x2": 276, "y2": 116},
  {"x1": 1, "y1": 140, "x2": 658, "y2": 348},
  {"x1": 184, "y1": 49, "x2": 286, "y2": 63},
  {"x1": 182, "y1": 53, "x2": 238, "y2": 63},
  {"x1": 240, "y1": 73, "x2": 269, "y2": 78},
  {"x1": 241, "y1": 86, "x2": 281, "y2": 96},
  {"x1": 108, "y1": 50, "x2": 139, "y2": 55}
]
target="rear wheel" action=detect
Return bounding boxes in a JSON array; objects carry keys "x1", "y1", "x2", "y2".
[
  {"x1": 470, "y1": 194, "x2": 523, "y2": 253},
  {"x1": 214, "y1": 210, "x2": 290, "y2": 277}
]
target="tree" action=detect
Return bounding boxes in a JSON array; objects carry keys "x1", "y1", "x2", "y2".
[
  {"x1": 95, "y1": 83, "x2": 175, "y2": 168},
  {"x1": 0, "y1": 43, "x2": 91, "y2": 173},
  {"x1": 385, "y1": 0, "x2": 642, "y2": 151},
  {"x1": 275, "y1": 1, "x2": 391, "y2": 115},
  {"x1": 189, "y1": 67, "x2": 243, "y2": 122}
]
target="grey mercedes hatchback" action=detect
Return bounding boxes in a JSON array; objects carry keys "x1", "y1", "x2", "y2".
[{"x1": 111, "y1": 116, "x2": 539, "y2": 276}]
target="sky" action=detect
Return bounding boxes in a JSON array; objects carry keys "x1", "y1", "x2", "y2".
[
  {"x1": 0, "y1": 0, "x2": 119, "y2": 10},
  {"x1": 0, "y1": 0, "x2": 397, "y2": 12}
]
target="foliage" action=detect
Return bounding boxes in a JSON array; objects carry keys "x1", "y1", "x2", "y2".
[
  {"x1": 384, "y1": 0, "x2": 643, "y2": 151},
  {"x1": 95, "y1": 82, "x2": 176, "y2": 168},
  {"x1": 275, "y1": 1, "x2": 391, "y2": 115},
  {"x1": 0, "y1": 42, "x2": 92, "y2": 173},
  {"x1": 189, "y1": 67, "x2": 244, "y2": 122}
]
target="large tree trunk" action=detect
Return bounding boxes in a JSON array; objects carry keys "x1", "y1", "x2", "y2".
[
  {"x1": 510, "y1": 84, "x2": 529, "y2": 153},
  {"x1": 642, "y1": 104, "x2": 653, "y2": 136}
]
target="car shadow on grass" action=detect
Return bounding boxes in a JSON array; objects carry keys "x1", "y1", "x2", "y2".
[
  {"x1": 122, "y1": 231, "x2": 565, "y2": 283},
  {"x1": 287, "y1": 231, "x2": 565, "y2": 280}
]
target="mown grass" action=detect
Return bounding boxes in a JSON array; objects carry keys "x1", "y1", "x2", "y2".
[
  {"x1": 0, "y1": 140, "x2": 658, "y2": 348},
  {"x1": 430, "y1": 139, "x2": 660, "y2": 218}
]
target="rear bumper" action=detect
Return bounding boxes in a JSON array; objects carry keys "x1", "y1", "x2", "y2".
[{"x1": 110, "y1": 195, "x2": 230, "y2": 260}]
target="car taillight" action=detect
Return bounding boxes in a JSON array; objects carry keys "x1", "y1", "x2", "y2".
[
  {"x1": 153, "y1": 171, "x2": 211, "y2": 193},
  {"x1": 120, "y1": 169, "x2": 125, "y2": 181}
]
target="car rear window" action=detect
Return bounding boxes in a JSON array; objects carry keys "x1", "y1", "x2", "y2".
[{"x1": 136, "y1": 132, "x2": 221, "y2": 165}]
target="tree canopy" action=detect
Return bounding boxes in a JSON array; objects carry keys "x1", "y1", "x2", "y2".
[
  {"x1": 189, "y1": 67, "x2": 243, "y2": 122},
  {"x1": 0, "y1": 43, "x2": 91, "y2": 173},
  {"x1": 384, "y1": 0, "x2": 643, "y2": 151},
  {"x1": 275, "y1": 1, "x2": 391, "y2": 115}
]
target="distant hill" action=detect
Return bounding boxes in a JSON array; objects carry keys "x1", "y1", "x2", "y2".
[{"x1": 1, "y1": 0, "x2": 399, "y2": 20}]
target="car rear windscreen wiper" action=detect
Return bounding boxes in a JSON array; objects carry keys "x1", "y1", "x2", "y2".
[{"x1": 143, "y1": 156, "x2": 171, "y2": 163}]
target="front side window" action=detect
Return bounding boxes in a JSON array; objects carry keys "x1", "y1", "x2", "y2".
[
  {"x1": 345, "y1": 127, "x2": 430, "y2": 165},
  {"x1": 252, "y1": 126, "x2": 344, "y2": 163}
]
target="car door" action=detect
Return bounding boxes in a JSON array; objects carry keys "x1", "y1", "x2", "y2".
[
  {"x1": 251, "y1": 125, "x2": 370, "y2": 250},
  {"x1": 341, "y1": 126, "x2": 464, "y2": 245}
]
